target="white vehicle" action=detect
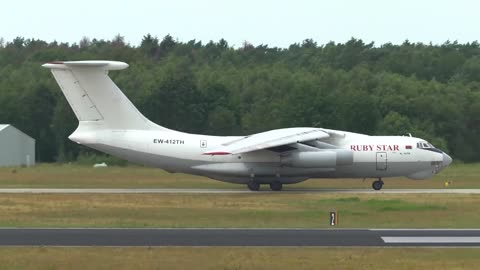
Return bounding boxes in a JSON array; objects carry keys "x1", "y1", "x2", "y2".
[{"x1": 43, "y1": 61, "x2": 452, "y2": 191}]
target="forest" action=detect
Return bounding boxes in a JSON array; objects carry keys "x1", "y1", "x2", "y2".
[{"x1": 0, "y1": 35, "x2": 479, "y2": 162}]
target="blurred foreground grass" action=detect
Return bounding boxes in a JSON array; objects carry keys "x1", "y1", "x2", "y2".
[{"x1": 0, "y1": 247, "x2": 478, "y2": 270}]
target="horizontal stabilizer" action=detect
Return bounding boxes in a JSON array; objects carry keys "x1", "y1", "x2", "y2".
[{"x1": 42, "y1": 61, "x2": 129, "y2": 70}]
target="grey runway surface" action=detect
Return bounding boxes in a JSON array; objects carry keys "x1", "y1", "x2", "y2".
[
  {"x1": 1, "y1": 228, "x2": 480, "y2": 247},
  {"x1": 0, "y1": 188, "x2": 479, "y2": 194}
]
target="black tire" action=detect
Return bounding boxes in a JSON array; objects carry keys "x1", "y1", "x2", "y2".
[
  {"x1": 372, "y1": 180, "x2": 383, "y2": 191},
  {"x1": 269, "y1": 181, "x2": 283, "y2": 191},
  {"x1": 247, "y1": 181, "x2": 260, "y2": 191}
]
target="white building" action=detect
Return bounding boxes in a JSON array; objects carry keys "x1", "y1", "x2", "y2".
[{"x1": 0, "y1": 125, "x2": 35, "y2": 167}]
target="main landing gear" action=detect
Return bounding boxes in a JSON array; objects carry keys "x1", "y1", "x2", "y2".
[
  {"x1": 269, "y1": 181, "x2": 283, "y2": 191},
  {"x1": 247, "y1": 181, "x2": 260, "y2": 191},
  {"x1": 247, "y1": 181, "x2": 283, "y2": 191},
  {"x1": 372, "y1": 178, "x2": 384, "y2": 191}
]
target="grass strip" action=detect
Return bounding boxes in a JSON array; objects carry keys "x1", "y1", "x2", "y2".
[
  {"x1": 0, "y1": 193, "x2": 476, "y2": 228},
  {"x1": 0, "y1": 247, "x2": 478, "y2": 270}
]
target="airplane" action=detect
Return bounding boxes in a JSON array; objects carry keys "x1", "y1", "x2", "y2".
[{"x1": 42, "y1": 60, "x2": 453, "y2": 191}]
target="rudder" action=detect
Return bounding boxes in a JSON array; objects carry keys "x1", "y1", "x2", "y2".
[{"x1": 50, "y1": 67, "x2": 104, "y2": 121}]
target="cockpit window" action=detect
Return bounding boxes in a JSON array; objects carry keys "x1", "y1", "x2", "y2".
[
  {"x1": 417, "y1": 141, "x2": 435, "y2": 149},
  {"x1": 417, "y1": 141, "x2": 443, "y2": 153}
]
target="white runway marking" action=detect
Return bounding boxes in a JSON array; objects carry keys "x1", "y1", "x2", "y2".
[
  {"x1": 0, "y1": 188, "x2": 479, "y2": 194},
  {"x1": 372, "y1": 228, "x2": 480, "y2": 231},
  {"x1": 382, "y1": 237, "x2": 480, "y2": 243}
]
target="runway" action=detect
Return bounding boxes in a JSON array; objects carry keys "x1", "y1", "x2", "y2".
[
  {"x1": 0, "y1": 188, "x2": 479, "y2": 194},
  {"x1": 0, "y1": 228, "x2": 480, "y2": 247}
]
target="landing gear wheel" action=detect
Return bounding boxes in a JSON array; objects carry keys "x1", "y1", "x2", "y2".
[
  {"x1": 247, "y1": 181, "x2": 260, "y2": 191},
  {"x1": 372, "y1": 179, "x2": 384, "y2": 191},
  {"x1": 269, "y1": 181, "x2": 283, "y2": 191}
]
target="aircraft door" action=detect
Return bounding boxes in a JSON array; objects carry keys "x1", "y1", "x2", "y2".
[{"x1": 376, "y1": 152, "x2": 387, "y2": 170}]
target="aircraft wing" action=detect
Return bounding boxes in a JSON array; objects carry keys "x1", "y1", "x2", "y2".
[{"x1": 203, "y1": 128, "x2": 330, "y2": 155}]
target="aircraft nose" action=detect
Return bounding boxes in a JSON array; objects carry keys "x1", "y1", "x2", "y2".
[{"x1": 443, "y1": 152, "x2": 452, "y2": 166}]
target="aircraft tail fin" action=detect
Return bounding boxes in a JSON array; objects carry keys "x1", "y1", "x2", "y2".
[{"x1": 43, "y1": 61, "x2": 167, "y2": 131}]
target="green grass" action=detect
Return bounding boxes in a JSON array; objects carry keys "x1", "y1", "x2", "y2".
[
  {"x1": 0, "y1": 162, "x2": 478, "y2": 189},
  {"x1": 0, "y1": 193, "x2": 477, "y2": 228},
  {"x1": 365, "y1": 199, "x2": 447, "y2": 211},
  {"x1": 0, "y1": 247, "x2": 478, "y2": 270}
]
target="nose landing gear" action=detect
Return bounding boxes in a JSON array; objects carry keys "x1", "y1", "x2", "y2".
[{"x1": 372, "y1": 179, "x2": 384, "y2": 191}]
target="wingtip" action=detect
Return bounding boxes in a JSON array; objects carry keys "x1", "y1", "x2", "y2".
[{"x1": 42, "y1": 61, "x2": 66, "y2": 68}]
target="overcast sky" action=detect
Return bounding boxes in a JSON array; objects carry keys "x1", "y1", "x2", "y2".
[{"x1": 1, "y1": 0, "x2": 478, "y2": 47}]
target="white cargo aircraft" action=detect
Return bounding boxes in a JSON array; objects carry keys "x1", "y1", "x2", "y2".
[{"x1": 43, "y1": 61, "x2": 452, "y2": 191}]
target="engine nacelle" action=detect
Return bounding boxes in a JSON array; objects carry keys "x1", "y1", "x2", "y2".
[{"x1": 282, "y1": 150, "x2": 353, "y2": 168}]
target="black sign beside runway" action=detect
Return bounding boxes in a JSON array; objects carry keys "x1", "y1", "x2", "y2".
[{"x1": 330, "y1": 211, "x2": 338, "y2": 226}]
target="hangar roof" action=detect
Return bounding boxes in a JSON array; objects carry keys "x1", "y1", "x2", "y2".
[{"x1": 0, "y1": 124, "x2": 34, "y2": 141}]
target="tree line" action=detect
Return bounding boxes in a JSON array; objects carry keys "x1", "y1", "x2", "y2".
[{"x1": 0, "y1": 35, "x2": 479, "y2": 162}]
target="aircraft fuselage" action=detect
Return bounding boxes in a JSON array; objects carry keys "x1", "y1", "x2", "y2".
[{"x1": 70, "y1": 123, "x2": 451, "y2": 185}]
